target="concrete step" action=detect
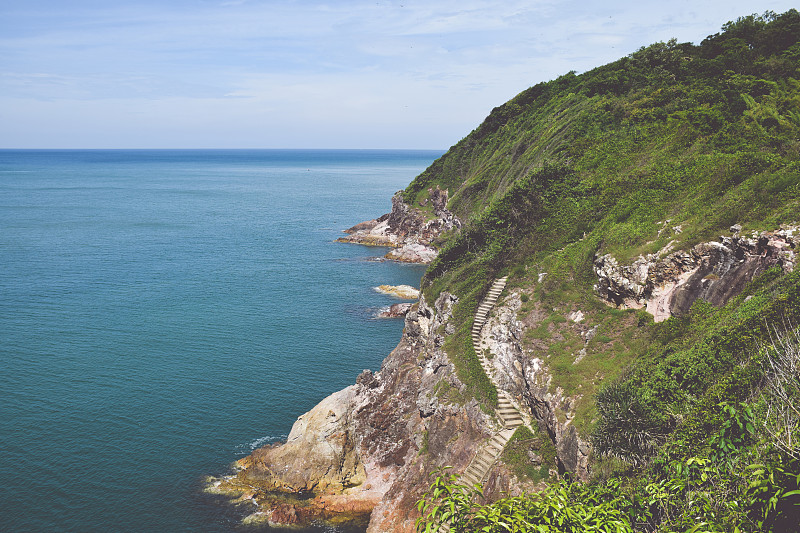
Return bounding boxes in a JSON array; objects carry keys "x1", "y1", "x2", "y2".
[
  {"x1": 486, "y1": 441, "x2": 505, "y2": 454},
  {"x1": 463, "y1": 467, "x2": 480, "y2": 479},
  {"x1": 489, "y1": 434, "x2": 507, "y2": 446},
  {"x1": 473, "y1": 454, "x2": 492, "y2": 467}
]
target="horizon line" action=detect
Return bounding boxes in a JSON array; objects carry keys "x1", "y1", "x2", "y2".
[{"x1": 0, "y1": 147, "x2": 448, "y2": 151}]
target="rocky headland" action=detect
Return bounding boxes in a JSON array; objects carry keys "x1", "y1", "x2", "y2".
[
  {"x1": 215, "y1": 292, "x2": 505, "y2": 531},
  {"x1": 212, "y1": 13, "x2": 800, "y2": 529},
  {"x1": 376, "y1": 302, "x2": 414, "y2": 319},
  {"x1": 336, "y1": 187, "x2": 461, "y2": 264}
]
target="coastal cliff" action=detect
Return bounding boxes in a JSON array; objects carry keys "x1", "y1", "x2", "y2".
[
  {"x1": 218, "y1": 225, "x2": 798, "y2": 530},
  {"x1": 218, "y1": 11, "x2": 800, "y2": 533},
  {"x1": 218, "y1": 293, "x2": 503, "y2": 531}
]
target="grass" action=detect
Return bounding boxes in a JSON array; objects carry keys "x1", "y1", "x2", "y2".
[{"x1": 501, "y1": 425, "x2": 558, "y2": 483}]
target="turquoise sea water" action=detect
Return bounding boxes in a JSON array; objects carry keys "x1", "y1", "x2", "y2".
[{"x1": 0, "y1": 149, "x2": 441, "y2": 532}]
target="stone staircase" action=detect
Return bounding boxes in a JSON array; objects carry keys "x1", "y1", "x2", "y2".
[
  {"x1": 433, "y1": 277, "x2": 525, "y2": 532},
  {"x1": 466, "y1": 277, "x2": 524, "y2": 479}
]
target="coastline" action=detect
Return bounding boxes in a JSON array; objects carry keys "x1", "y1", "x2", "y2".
[{"x1": 209, "y1": 191, "x2": 469, "y2": 531}]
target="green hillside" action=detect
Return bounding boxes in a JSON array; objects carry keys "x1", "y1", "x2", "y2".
[{"x1": 414, "y1": 10, "x2": 800, "y2": 532}]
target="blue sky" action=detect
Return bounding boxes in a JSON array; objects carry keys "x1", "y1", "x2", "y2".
[{"x1": 1, "y1": 1, "x2": 796, "y2": 149}]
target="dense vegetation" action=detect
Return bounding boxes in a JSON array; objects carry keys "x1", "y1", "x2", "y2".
[
  {"x1": 413, "y1": 10, "x2": 800, "y2": 532},
  {"x1": 414, "y1": 10, "x2": 800, "y2": 411}
]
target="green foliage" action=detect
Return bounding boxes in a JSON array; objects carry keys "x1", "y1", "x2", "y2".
[
  {"x1": 745, "y1": 459, "x2": 800, "y2": 530},
  {"x1": 419, "y1": 430, "x2": 430, "y2": 455},
  {"x1": 404, "y1": 9, "x2": 800, "y2": 533},
  {"x1": 440, "y1": 285, "x2": 498, "y2": 410},
  {"x1": 412, "y1": 12, "x2": 800, "y2": 421},
  {"x1": 406, "y1": 10, "x2": 800, "y2": 533},
  {"x1": 594, "y1": 269, "x2": 800, "y2": 466},
  {"x1": 416, "y1": 470, "x2": 635, "y2": 533},
  {"x1": 708, "y1": 402, "x2": 756, "y2": 462},
  {"x1": 417, "y1": 402, "x2": 800, "y2": 533},
  {"x1": 501, "y1": 425, "x2": 557, "y2": 483}
]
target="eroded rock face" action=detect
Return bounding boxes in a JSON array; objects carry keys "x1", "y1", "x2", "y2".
[
  {"x1": 237, "y1": 386, "x2": 365, "y2": 494},
  {"x1": 336, "y1": 188, "x2": 462, "y2": 264},
  {"x1": 478, "y1": 291, "x2": 591, "y2": 481},
  {"x1": 220, "y1": 292, "x2": 494, "y2": 532},
  {"x1": 595, "y1": 226, "x2": 798, "y2": 321}
]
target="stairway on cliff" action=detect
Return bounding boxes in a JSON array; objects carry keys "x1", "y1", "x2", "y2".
[
  {"x1": 434, "y1": 277, "x2": 525, "y2": 532},
  {"x1": 464, "y1": 277, "x2": 524, "y2": 483}
]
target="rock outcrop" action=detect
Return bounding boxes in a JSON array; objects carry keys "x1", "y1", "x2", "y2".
[
  {"x1": 217, "y1": 293, "x2": 502, "y2": 531},
  {"x1": 374, "y1": 284, "x2": 421, "y2": 300},
  {"x1": 336, "y1": 187, "x2": 462, "y2": 264},
  {"x1": 376, "y1": 302, "x2": 414, "y2": 318},
  {"x1": 595, "y1": 226, "x2": 798, "y2": 321}
]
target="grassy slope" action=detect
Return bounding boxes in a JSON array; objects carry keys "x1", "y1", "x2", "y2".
[
  {"x1": 413, "y1": 10, "x2": 800, "y2": 532},
  {"x1": 408, "y1": 10, "x2": 800, "y2": 421}
]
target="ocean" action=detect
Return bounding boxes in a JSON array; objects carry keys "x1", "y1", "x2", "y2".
[{"x1": 0, "y1": 149, "x2": 441, "y2": 532}]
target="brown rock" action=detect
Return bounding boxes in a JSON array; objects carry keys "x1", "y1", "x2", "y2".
[
  {"x1": 377, "y1": 303, "x2": 414, "y2": 318},
  {"x1": 336, "y1": 191, "x2": 461, "y2": 264}
]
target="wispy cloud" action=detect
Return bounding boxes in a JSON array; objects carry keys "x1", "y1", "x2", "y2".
[{"x1": 0, "y1": 0, "x2": 796, "y2": 148}]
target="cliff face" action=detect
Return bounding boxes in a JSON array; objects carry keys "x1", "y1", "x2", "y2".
[
  {"x1": 219, "y1": 293, "x2": 502, "y2": 531},
  {"x1": 477, "y1": 290, "x2": 592, "y2": 480},
  {"x1": 218, "y1": 225, "x2": 798, "y2": 530}
]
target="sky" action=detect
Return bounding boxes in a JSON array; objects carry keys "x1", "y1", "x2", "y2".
[{"x1": 1, "y1": 1, "x2": 797, "y2": 149}]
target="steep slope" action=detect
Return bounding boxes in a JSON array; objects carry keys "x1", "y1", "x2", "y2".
[{"x1": 216, "y1": 10, "x2": 800, "y2": 532}]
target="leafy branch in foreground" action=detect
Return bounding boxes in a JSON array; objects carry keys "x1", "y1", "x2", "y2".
[{"x1": 415, "y1": 468, "x2": 634, "y2": 533}]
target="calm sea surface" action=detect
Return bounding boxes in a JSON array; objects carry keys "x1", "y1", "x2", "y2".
[{"x1": 0, "y1": 149, "x2": 441, "y2": 532}]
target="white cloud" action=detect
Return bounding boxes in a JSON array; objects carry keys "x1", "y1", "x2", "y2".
[{"x1": 1, "y1": 0, "x2": 797, "y2": 147}]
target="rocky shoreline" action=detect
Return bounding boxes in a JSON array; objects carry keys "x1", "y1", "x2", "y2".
[
  {"x1": 209, "y1": 210, "x2": 799, "y2": 532},
  {"x1": 212, "y1": 291, "x2": 508, "y2": 531},
  {"x1": 208, "y1": 194, "x2": 462, "y2": 530},
  {"x1": 336, "y1": 188, "x2": 461, "y2": 264}
]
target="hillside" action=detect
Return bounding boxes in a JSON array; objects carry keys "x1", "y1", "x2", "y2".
[{"x1": 216, "y1": 11, "x2": 800, "y2": 532}]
